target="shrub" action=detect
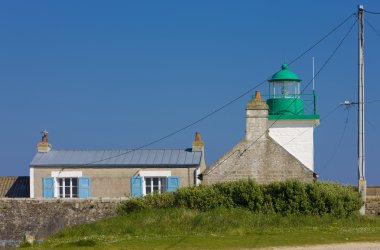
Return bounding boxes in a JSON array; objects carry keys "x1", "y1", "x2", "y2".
[{"x1": 118, "y1": 180, "x2": 362, "y2": 217}]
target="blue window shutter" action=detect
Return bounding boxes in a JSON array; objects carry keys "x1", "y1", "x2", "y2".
[
  {"x1": 79, "y1": 177, "x2": 91, "y2": 198},
  {"x1": 131, "y1": 176, "x2": 142, "y2": 198},
  {"x1": 167, "y1": 176, "x2": 180, "y2": 192},
  {"x1": 43, "y1": 177, "x2": 54, "y2": 198}
]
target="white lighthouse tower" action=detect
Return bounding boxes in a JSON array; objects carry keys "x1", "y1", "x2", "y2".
[{"x1": 266, "y1": 64, "x2": 320, "y2": 172}]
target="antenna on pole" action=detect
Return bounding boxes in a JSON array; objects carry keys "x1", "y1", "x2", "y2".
[{"x1": 358, "y1": 4, "x2": 366, "y2": 216}]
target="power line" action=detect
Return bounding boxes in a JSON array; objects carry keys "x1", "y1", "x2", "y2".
[
  {"x1": 365, "y1": 18, "x2": 380, "y2": 37},
  {"x1": 83, "y1": 80, "x2": 268, "y2": 165},
  {"x1": 288, "y1": 12, "x2": 356, "y2": 66},
  {"x1": 82, "y1": 13, "x2": 358, "y2": 166},
  {"x1": 238, "y1": 17, "x2": 358, "y2": 157},
  {"x1": 208, "y1": 18, "x2": 358, "y2": 173},
  {"x1": 318, "y1": 108, "x2": 351, "y2": 174},
  {"x1": 367, "y1": 99, "x2": 380, "y2": 104},
  {"x1": 364, "y1": 9, "x2": 380, "y2": 15},
  {"x1": 279, "y1": 105, "x2": 341, "y2": 148}
]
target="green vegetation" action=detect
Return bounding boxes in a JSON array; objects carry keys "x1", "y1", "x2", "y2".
[
  {"x1": 24, "y1": 208, "x2": 380, "y2": 249},
  {"x1": 23, "y1": 181, "x2": 379, "y2": 249},
  {"x1": 119, "y1": 180, "x2": 361, "y2": 217}
]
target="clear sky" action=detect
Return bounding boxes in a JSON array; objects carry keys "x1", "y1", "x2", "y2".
[{"x1": 1, "y1": 1, "x2": 380, "y2": 185}]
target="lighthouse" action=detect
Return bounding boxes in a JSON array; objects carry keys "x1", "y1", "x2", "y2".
[{"x1": 266, "y1": 64, "x2": 320, "y2": 172}]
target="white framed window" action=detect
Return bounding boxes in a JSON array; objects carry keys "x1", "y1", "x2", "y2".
[
  {"x1": 138, "y1": 170, "x2": 171, "y2": 196},
  {"x1": 145, "y1": 177, "x2": 168, "y2": 195},
  {"x1": 51, "y1": 171, "x2": 82, "y2": 198},
  {"x1": 57, "y1": 177, "x2": 78, "y2": 198}
]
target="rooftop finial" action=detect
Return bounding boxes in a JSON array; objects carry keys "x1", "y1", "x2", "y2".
[
  {"x1": 37, "y1": 129, "x2": 52, "y2": 153},
  {"x1": 41, "y1": 129, "x2": 49, "y2": 142}
]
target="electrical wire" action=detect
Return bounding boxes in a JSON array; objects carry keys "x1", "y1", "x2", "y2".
[
  {"x1": 208, "y1": 17, "x2": 357, "y2": 173},
  {"x1": 318, "y1": 108, "x2": 350, "y2": 174},
  {"x1": 367, "y1": 99, "x2": 380, "y2": 104},
  {"x1": 287, "y1": 12, "x2": 356, "y2": 66},
  {"x1": 82, "y1": 13, "x2": 358, "y2": 166},
  {"x1": 239, "y1": 18, "x2": 358, "y2": 157},
  {"x1": 276, "y1": 105, "x2": 341, "y2": 149},
  {"x1": 364, "y1": 9, "x2": 380, "y2": 15},
  {"x1": 365, "y1": 116, "x2": 380, "y2": 135},
  {"x1": 365, "y1": 18, "x2": 380, "y2": 37}
]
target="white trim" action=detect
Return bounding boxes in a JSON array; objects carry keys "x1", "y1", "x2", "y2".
[
  {"x1": 30, "y1": 167, "x2": 34, "y2": 198},
  {"x1": 195, "y1": 167, "x2": 200, "y2": 185},
  {"x1": 138, "y1": 171, "x2": 171, "y2": 196},
  {"x1": 51, "y1": 171, "x2": 82, "y2": 198},
  {"x1": 138, "y1": 170, "x2": 171, "y2": 177},
  {"x1": 51, "y1": 171, "x2": 82, "y2": 178}
]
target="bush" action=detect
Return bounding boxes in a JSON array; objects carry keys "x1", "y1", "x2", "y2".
[
  {"x1": 118, "y1": 180, "x2": 362, "y2": 217},
  {"x1": 118, "y1": 192, "x2": 175, "y2": 213}
]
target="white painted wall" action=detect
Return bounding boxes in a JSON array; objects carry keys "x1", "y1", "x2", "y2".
[
  {"x1": 268, "y1": 119, "x2": 319, "y2": 172},
  {"x1": 30, "y1": 167, "x2": 34, "y2": 198}
]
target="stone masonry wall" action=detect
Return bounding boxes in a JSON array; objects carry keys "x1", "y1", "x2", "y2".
[
  {"x1": 0, "y1": 198, "x2": 124, "y2": 250},
  {"x1": 203, "y1": 137, "x2": 314, "y2": 185}
]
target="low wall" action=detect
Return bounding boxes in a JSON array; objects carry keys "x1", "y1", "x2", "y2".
[
  {"x1": 0, "y1": 198, "x2": 124, "y2": 250},
  {"x1": 366, "y1": 196, "x2": 380, "y2": 216},
  {"x1": 367, "y1": 186, "x2": 380, "y2": 196}
]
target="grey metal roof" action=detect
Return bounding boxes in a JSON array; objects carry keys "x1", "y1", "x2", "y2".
[{"x1": 30, "y1": 149, "x2": 202, "y2": 167}]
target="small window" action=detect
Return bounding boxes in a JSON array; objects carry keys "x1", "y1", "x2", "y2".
[
  {"x1": 145, "y1": 177, "x2": 168, "y2": 195},
  {"x1": 57, "y1": 177, "x2": 78, "y2": 198}
]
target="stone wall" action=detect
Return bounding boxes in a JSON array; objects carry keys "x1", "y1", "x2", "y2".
[
  {"x1": 366, "y1": 186, "x2": 380, "y2": 216},
  {"x1": 202, "y1": 137, "x2": 315, "y2": 185},
  {"x1": 366, "y1": 196, "x2": 380, "y2": 216},
  {"x1": 0, "y1": 198, "x2": 124, "y2": 250},
  {"x1": 367, "y1": 186, "x2": 380, "y2": 196}
]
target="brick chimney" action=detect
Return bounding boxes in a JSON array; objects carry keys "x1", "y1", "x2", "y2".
[
  {"x1": 245, "y1": 91, "x2": 269, "y2": 142},
  {"x1": 37, "y1": 129, "x2": 52, "y2": 153},
  {"x1": 192, "y1": 132, "x2": 206, "y2": 184}
]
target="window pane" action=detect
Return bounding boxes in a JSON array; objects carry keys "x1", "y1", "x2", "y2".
[
  {"x1": 72, "y1": 187, "x2": 78, "y2": 197},
  {"x1": 59, "y1": 187, "x2": 63, "y2": 197},
  {"x1": 146, "y1": 187, "x2": 151, "y2": 194},
  {"x1": 146, "y1": 178, "x2": 151, "y2": 185},
  {"x1": 59, "y1": 178, "x2": 63, "y2": 186},
  {"x1": 65, "y1": 178, "x2": 70, "y2": 186},
  {"x1": 72, "y1": 178, "x2": 78, "y2": 187},
  {"x1": 65, "y1": 187, "x2": 70, "y2": 197},
  {"x1": 153, "y1": 178, "x2": 159, "y2": 186}
]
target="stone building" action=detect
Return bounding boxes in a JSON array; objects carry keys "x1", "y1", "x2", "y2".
[
  {"x1": 202, "y1": 65, "x2": 320, "y2": 184},
  {"x1": 30, "y1": 131, "x2": 206, "y2": 198}
]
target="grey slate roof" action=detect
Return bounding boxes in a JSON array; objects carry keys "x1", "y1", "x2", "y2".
[{"x1": 30, "y1": 149, "x2": 202, "y2": 167}]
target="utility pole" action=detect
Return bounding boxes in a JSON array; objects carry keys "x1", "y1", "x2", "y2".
[{"x1": 358, "y1": 4, "x2": 366, "y2": 216}]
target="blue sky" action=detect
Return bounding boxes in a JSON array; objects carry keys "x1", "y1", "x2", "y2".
[{"x1": 1, "y1": 1, "x2": 380, "y2": 185}]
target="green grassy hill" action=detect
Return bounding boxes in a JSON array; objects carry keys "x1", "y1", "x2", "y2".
[{"x1": 23, "y1": 207, "x2": 380, "y2": 250}]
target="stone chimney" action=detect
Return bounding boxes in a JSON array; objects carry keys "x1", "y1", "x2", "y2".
[
  {"x1": 245, "y1": 91, "x2": 269, "y2": 142},
  {"x1": 37, "y1": 129, "x2": 52, "y2": 153},
  {"x1": 192, "y1": 132, "x2": 206, "y2": 184}
]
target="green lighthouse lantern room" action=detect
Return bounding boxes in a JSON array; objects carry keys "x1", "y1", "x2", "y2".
[{"x1": 267, "y1": 64, "x2": 319, "y2": 119}]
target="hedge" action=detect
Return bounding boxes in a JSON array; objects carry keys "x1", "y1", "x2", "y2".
[{"x1": 118, "y1": 180, "x2": 362, "y2": 217}]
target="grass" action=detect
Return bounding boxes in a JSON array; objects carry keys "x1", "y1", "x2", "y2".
[{"x1": 24, "y1": 208, "x2": 380, "y2": 249}]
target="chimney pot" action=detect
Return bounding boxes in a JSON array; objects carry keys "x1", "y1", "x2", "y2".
[{"x1": 255, "y1": 90, "x2": 262, "y2": 100}]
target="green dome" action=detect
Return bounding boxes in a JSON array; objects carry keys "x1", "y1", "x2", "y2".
[{"x1": 269, "y1": 64, "x2": 301, "y2": 82}]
